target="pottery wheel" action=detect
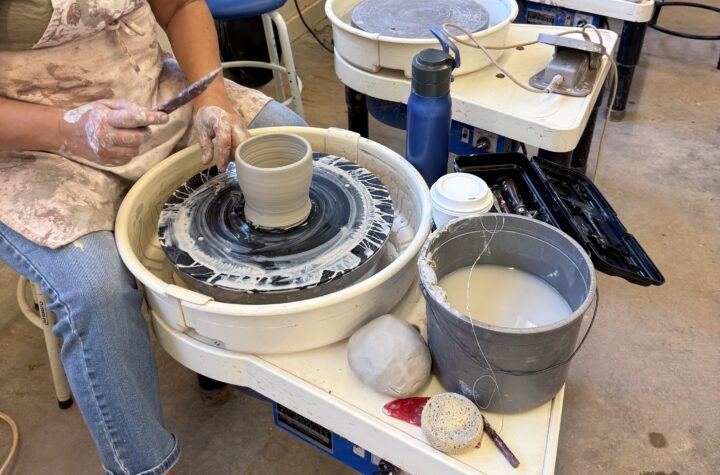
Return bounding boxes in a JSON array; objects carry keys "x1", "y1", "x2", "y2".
[
  {"x1": 158, "y1": 153, "x2": 394, "y2": 304},
  {"x1": 351, "y1": 0, "x2": 490, "y2": 39}
]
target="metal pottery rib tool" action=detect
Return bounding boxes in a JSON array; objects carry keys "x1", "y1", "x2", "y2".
[{"x1": 154, "y1": 67, "x2": 223, "y2": 114}]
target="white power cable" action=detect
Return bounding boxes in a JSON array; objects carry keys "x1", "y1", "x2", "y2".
[
  {"x1": 0, "y1": 411, "x2": 19, "y2": 475},
  {"x1": 580, "y1": 24, "x2": 618, "y2": 181},
  {"x1": 442, "y1": 22, "x2": 619, "y2": 180},
  {"x1": 443, "y1": 23, "x2": 571, "y2": 93}
]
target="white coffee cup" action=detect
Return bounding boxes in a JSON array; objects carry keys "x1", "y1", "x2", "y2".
[
  {"x1": 235, "y1": 133, "x2": 313, "y2": 230},
  {"x1": 430, "y1": 173, "x2": 495, "y2": 229}
]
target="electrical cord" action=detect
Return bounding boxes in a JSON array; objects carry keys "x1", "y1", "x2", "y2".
[
  {"x1": 599, "y1": 16, "x2": 610, "y2": 30},
  {"x1": 580, "y1": 24, "x2": 618, "y2": 181},
  {"x1": 294, "y1": 0, "x2": 334, "y2": 54},
  {"x1": 0, "y1": 411, "x2": 18, "y2": 475},
  {"x1": 442, "y1": 23, "x2": 619, "y2": 180},
  {"x1": 443, "y1": 23, "x2": 596, "y2": 93}
]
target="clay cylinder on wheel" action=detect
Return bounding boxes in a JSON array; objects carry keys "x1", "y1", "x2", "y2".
[{"x1": 235, "y1": 133, "x2": 313, "y2": 230}]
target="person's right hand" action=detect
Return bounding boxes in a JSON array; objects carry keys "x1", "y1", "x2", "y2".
[{"x1": 59, "y1": 100, "x2": 169, "y2": 166}]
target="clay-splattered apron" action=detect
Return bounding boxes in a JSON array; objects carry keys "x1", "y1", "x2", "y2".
[{"x1": 0, "y1": 0, "x2": 270, "y2": 249}]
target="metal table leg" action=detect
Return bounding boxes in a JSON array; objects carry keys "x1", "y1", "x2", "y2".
[
  {"x1": 18, "y1": 278, "x2": 74, "y2": 409},
  {"x1": 571, "y1": 88, "x2": 605, "y2": 175},
  {"x1": 539, "y1": 88, "x2": 603, "y2": 175},
  {"x1": 34, "y1": 287, "x2": 74, "y2": 409},
  {"x1": 198, "y1": 373, "x2": 227, "y2": 391},
  {"x1": 345, "y1": 86, "x2": 369, "y2": 138},
  {"x1": 612, "y1": 21, "x2": 649, "y2": 120}
]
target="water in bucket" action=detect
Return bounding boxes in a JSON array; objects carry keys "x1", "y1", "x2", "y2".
[{"x1": 439, "y1": 265, "x2": 572, "y2": 329}]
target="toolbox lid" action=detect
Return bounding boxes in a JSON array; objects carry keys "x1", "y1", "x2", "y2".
[
  {"x1": 453, "y1": 153, "x2": 664, "y2": 287},
  {"x1": 531, "y1": 158, "x2": 665, "y2": 286}
]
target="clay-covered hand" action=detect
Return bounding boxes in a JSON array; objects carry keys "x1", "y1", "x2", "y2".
[
  {"x1": 193, "y1": 105, "x2": 249, "y2": 173},
  {"x1": 59, "y1": 100, "x2": 169, "y2": 166}
]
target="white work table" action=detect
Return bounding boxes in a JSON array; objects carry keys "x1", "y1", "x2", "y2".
[
  {"x1": 336, "y1": 24, "x2": 618, "y2": 153},
  {"x1": 153, "y1": 280, "x2": 565, "y2": 475}
]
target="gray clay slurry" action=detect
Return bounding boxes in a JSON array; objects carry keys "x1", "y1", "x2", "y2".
[
  {"x1": 158, "y1": 153, "x2": 394, "y2": 302},
  {"x1": 351, "y1": 0, "x2": 490, "y2": 39}
]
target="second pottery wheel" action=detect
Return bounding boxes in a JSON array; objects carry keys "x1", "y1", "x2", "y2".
[{"x1": 158, "y1": 153, "x2": 394, "y2": 304}]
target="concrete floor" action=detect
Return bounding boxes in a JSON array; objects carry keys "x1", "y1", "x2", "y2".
[{"x1": 1, "y1": 8, "x2": 719, "y2": 475}]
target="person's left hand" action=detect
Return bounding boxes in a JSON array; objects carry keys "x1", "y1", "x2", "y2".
[{"x1": 193, "y1": 105, "x2": 249, "y2": 172}]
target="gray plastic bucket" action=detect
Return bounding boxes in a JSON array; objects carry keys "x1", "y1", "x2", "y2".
[{"x1": 418, "y1": 214, "x2": 596, "y2": 413}]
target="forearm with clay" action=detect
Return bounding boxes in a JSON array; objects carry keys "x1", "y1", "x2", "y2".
[
  {"x1": 59, "y1": 100, "x2": 169, "y2": 166},
  {"x1": 0, "y1": 97, "x2": 65, "y2": 153},
  {"x1": 0, "y1": 97, "x2": 168, "y2": 166},
  {"x1": 152, "y1": 0, "x2": 250, "y2": 171}
]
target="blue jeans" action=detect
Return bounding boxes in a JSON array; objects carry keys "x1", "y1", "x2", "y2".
[{"x1": 0, "y1": 101, "x2": 306, "y2": 474}]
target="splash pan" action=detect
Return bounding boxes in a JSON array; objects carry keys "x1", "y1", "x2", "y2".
[{"x1": 115, "y1": 127, "x2": 432, "y2": 354}]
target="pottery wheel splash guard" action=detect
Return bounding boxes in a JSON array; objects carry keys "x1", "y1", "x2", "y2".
[{"x1": 158, "y1": 153, "x2": 394, "y2": 304}]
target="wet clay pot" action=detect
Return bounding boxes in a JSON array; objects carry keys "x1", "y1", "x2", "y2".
[{"x1": 235, "y1": 133, "x2": 313, "y2": 230}]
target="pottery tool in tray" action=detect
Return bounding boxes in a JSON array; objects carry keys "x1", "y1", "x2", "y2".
[
  {"x1": 155, "y1": 67, "x2": 223, "y2": 114},
  {"x1": 157, "y1": 153, "x2": 394, "y2": 304}
]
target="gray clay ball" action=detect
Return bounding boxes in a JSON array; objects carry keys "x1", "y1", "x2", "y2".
[
  {"x1": 421, "y1": 393, "x2": 484, "y2": 454},
  {"x1": 347, "y1": 314, "x2": 431, "y2": 397}
]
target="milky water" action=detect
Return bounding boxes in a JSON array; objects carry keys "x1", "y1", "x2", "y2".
[{"x1": 439, "y1": 265, "x2": 572, "y2": 329}]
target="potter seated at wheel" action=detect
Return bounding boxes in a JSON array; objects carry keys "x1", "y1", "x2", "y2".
[
  {"x1": 0, "y1": 0, "x2": 315, "y2": 470},
  {"x1": 158, "y1": 133, "x2": 394, "y2": 304}
]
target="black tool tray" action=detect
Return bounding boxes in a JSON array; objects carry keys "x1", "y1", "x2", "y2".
[{"x1": 453, "y1": 153, "x2": 665, "y2": 287}]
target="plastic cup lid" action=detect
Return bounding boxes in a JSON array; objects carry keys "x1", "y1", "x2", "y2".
[{"x1": 430, "y1": 173, "x2": 494, "y2": 213}]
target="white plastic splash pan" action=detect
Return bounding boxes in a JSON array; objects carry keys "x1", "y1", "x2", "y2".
[
  {"x1": 326, "y1": 0, "x2": 519, "y2": 78},
  {"x1": 116, "y1": 127, "x2": 432, "y2": 354}
]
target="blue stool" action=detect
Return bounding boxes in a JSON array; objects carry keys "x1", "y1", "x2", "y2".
[{"x1": 207, "y1": 0, "x2": 304, "y2": 116}]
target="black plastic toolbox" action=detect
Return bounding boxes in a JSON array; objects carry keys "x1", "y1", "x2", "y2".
[{"x1": 454, "y1": 153, "x2": 665, "y2": 286}]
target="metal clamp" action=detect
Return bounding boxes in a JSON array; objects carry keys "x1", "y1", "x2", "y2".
[{"x1": 529, "y1": 33, "x2": 606, "y2": 97}]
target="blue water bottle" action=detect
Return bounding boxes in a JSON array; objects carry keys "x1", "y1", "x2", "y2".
[{"x1": 406, "y1": 28, "x2": 460, "y2": 186}]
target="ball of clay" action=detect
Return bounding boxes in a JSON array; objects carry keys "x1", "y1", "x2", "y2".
[
  {"x1": 347, "y1": 314, "x2": 431, "y2": 397},
  {"x1": 421, "y1": 393, "x2": 483, "y2": 454}
]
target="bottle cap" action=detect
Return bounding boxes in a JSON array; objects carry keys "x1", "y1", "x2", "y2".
[{"x1": 411, "y1": 49, "x2": 454, "y2": 97}]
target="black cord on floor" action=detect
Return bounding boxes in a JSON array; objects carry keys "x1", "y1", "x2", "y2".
[{"x1": 294, "y1": 0, "x2": 334, "y2": 54}]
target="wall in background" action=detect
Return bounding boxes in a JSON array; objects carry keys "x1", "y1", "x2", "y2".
[{"x1": 279, "y1": 0, "x2": 327, "y2": 42}]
